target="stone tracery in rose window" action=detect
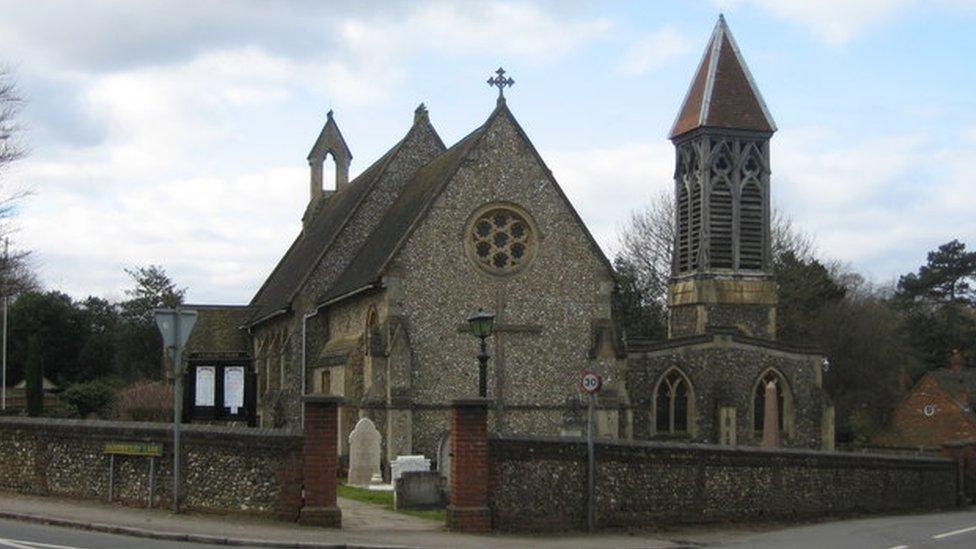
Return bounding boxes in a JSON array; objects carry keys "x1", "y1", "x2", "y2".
[{"x1": 468, "y1": 207, "x2": 535, "y2": 274}]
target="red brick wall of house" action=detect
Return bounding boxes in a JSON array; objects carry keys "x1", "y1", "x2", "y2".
[{"x1": 876, "y1": 375, "x2": 976, "y2": 447}]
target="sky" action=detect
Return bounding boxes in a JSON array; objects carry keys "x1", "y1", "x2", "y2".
[{"x1": 0, "y1": 0, "x2": 974, "y2": 304}]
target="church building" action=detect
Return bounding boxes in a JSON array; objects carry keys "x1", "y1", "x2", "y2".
[
  {"x1": 188, "y1": 16, "x2": 834, "y2": 462},
  {"x1": 190, "y1": 80, "x2": 629, "y2": 462}
]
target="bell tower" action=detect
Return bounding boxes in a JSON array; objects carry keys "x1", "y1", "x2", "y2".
[{"x1": 667, "y1": 15, "x2": 778, "y2": 340}]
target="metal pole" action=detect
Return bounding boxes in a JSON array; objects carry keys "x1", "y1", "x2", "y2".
[
  {"x1": 172, "y1": 307, "x2": 182, "y2": 513},
  {"x1": 587, "y1": 392, "x2": 596, "y2": 533},
  {"x1": 108, "y1": 454, "x2": 115, "y2": 503},
  {"x1": 477, "y1": 337, "x2": 488, "y2": 398},
  {"x1": 148, "y1": 456, "x2": 156, "y2": 509},
  {"x1": 1, "y1": 237, "x2": 7, "y2": 412}
]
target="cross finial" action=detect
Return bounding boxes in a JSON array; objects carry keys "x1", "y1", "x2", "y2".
[{"x1": 487, "y1": 67, "x2": 514, "y2": 105}]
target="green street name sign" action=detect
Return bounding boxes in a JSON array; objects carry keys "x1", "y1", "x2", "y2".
[{"x1": 103, "y1": 442, "x2": 163, "y2": 457}]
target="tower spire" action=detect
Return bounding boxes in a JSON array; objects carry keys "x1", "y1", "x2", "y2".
[{"x1": 669, "y1": 15, "x2": 776, "y2": 139}]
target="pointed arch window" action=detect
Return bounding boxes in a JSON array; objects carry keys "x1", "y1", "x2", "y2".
[
  {"x1": 753, "y1": 369, "x2": 790, "y2": 435},
  {"x1": 739, "y1": 182, "x2": 763, "y2": 270},
  {"x1": 655, "y1": 368, "x2": 694, "y2": 434},
  {"x1": 709, "y1": 179, "x2": 733, "y2": 269}
]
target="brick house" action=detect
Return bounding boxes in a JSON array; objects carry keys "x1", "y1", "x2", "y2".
[{"x1": 874, "y1": 351, "x2": 976, "y2": 448}]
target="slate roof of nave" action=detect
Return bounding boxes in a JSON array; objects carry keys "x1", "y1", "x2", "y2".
[
  {"x1": 318, "y1": 101, "x2": 615, "y2": 307},
  {"x1": 316, "y1": 114, "x2": 491, "y2": 306},
  {"x1": 669, "y1": 15, "x2": 776, "y2": 139},
  {"x1": 249, "y1": 100, "x2": 614, "y2": 323},
  {"x1": 246, "y1": 121, "x2": 439, "y2": 326}
]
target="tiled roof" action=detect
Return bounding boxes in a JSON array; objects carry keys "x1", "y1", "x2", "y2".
[
  {"x1": 930, "y1": 369, "x2": 976, "y2": 407},
  {"x1": 669, "y1": 15, "x2": 776, "y2": 139}
]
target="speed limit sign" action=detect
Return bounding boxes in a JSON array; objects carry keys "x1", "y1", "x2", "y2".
[{"x1": 580, "y1": 371, "x2": 602, "y2": 394}]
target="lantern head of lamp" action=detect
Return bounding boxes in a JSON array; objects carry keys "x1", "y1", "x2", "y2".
[
  {"x1": 466, "y1": 308, "x2": 495, "y2": 397},
  {"x1": 467, "y1": 308, "x2": 495, "y2": 339}
]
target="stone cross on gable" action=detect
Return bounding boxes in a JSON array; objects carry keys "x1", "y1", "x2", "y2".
[{"x1": 487, "y1": 67, "x2": 515, "y2": 103}]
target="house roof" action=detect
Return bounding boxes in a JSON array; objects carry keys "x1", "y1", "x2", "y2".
[
  {"x1": 930, "y1": 369, "x2": 976, "y2": 408},
  {"x1": 669, "y1": 15, "x2": 776, "y2": 139},
  {"x1": 317, "y1": 100, "x2": 615, "y2": 307},
  {"x1": 247, "y1": 123, "x2": 420, "y2": 326}
]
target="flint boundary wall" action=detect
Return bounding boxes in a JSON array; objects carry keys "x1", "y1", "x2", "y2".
[
  {"x1": 488, "y1": 436, "x2": 959, "y2": 532},
  {"x1": 0, "y1": 417, "x2": 302, "y2": 519}
]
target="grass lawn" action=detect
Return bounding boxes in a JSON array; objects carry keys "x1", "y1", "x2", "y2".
[{"x1": 338, "y1": 482, "x2": 445, "y2": 522}]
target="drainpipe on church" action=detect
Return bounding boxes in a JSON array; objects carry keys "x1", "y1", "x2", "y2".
[{"x1": 301, "y1": 310, "x2": 318, "y2": 425}]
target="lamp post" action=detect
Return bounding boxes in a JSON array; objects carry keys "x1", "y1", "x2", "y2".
[{"x1": 466, "y1": 308, "x2": 495, "y2": 398}]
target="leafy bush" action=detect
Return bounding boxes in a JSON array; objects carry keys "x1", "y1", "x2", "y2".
[
  {"x1": 114, "y1": 380, "x2": 172, "y2": 422},
  {"x1": 46, "y1": 402, "x2": 81, "y2": 418},
  {"x1": 59, "y1": 380, "x2": 117, "y2": 418}
]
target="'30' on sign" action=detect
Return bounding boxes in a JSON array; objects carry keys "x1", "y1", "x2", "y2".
[{"x1": 580, "y1": 371, "x2": 602, "y2": 395}]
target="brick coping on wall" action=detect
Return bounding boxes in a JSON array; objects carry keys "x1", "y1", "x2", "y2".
[
  {"x1": 0, "y1": 416, "x2": 302, "y2": 445},
  {"x1": 490, "y1": 434, "x2": 954, "y2": 466}
]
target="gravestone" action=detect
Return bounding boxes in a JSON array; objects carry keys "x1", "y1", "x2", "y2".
[
  {"x1": 394, "y1": 471, "x2": 446, "y2": 510},
  {"x1": 390, "y1": 455, "x2": 430, "y2": 482},
  {"x1": 437, "y1": 434, "x2": 452, "y2": 484},
  {"x1": 348, "y1": 417, "x2": 382, "y2": 486}
]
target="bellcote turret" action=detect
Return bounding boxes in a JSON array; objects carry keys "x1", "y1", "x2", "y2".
[{"x1": 307, "y1": 110, "x2": 352, "y2": 202}]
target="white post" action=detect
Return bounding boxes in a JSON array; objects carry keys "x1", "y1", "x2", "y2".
[
  {"x1": 172, "y1": 306, "x2": 182, "y2": 513},
  {"x1": 587, "y1": 391, "x2": 596, "y2": 533},
  {"x1": 1, "y1": 237, "x2": 8, "y2": 412}
]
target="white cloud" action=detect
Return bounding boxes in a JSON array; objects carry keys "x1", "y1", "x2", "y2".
[
  {"x1": 17, "y1": 164, "x2": 307, "y2": 302},
  {"x1": 773, "y1": 126, "x2": 976, "y2": 275},
  {"x1": 617, "y1": 26, "x2": 693, "y2": 75},
  {"x1": 714, "y1": 0, "x2": 912, "y2": 44},
  {"x1": 545, "y1": 142, "x2": 673, "y2": 258}
]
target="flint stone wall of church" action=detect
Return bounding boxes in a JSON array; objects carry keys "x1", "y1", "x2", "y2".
[
  {"x1": 628, "y1": 336, "x2": 825, "y2": 448},
  {"x1": 488, "y1": 436, "x2": 958, "y2": 532},
  {"x1": 0, "y1": 417, "x2": 302, "y2": 519},
  {"x1": 390, "y1": 112, "x2": 623, "y2": 457}
]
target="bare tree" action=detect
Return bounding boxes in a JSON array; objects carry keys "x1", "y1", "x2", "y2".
[
  {"x1": 616, "y1": 191, "x2": 817, "y2": 302},
  {"x1": 0, "y1": 69, "x2": 25, "y2": 172},
  {"x1": 0, "y1": 68, "x2": 37, "y2": 296},
  {"x1": 615, "y1": 190, "x2": 674, "y2": 308}
]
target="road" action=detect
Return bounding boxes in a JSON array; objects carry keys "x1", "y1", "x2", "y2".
[
  {"x1": 2, "y1": 508, "x2": 976, "y2": 548},
  {"x1": 714, "y1": 507, "x2": 976, "y2": 549},
  {"x1": 0, "y1": 518, "x2": 255, "y2": 549}
]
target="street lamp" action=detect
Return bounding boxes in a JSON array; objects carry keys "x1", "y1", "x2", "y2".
[{"x1": 466, "y1": 308, "x2": 495, "y2": 397}]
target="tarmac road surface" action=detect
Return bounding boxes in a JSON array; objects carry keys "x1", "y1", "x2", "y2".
[
  {"x1": 711, "y1": 507, "x2": 976, "y2": 549},
  {"x1": 0, "y1": 518, "x2": 256, "y2": 549}
]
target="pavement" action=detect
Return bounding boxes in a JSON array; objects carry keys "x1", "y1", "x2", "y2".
[{"x1": 0, "y1": 492, "x2": 684, "y2": 548}]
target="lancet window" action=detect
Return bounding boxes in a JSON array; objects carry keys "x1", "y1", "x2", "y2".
[{"x1": 655, "y1": 368, "x2": 693, "y2": 434}]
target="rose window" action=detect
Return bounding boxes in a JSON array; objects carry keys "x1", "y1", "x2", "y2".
[{"x1": 468, "y1": 207, "x2": 535, "y2": 274}]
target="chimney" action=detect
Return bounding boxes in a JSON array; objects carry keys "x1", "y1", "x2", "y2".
[
  {"x1": 949, "y1": 349, "x2": 965, "y2": 373},
  {"x1": 306, "y1": 109, "x2": 353, "y2": 206}
]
